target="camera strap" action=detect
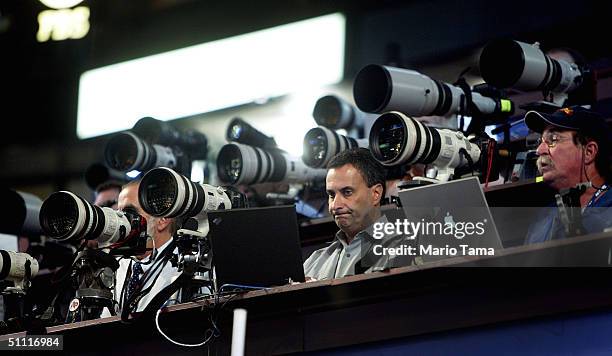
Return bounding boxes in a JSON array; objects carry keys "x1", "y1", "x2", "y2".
[
  {"x1": 119, "y1": 240, "x2": 177, "y2": 319},
  {"x1": 454, "y1": 77, "x2": 485, "y2": 135},
  {"x1": 140, "y1": 272, "x2": 192, "y2": 318}
]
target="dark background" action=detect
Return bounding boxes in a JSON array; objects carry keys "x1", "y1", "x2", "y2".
[{"x1": 0, "y1": 0, "x2": 609, "y2": 195}]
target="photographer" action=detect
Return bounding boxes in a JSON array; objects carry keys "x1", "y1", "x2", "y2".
[
  {"x1": 303, "y1": 148, "x2": 415, "y2": 280},
  {"x1": 524, "y1": 106, "x2": 612, "y2": 244},
  {"x1": 101, "y1": 179, "x2": 180, "y2": 316}
]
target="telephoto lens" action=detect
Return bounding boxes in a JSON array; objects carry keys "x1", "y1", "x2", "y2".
[
  {"x1": 138, "y1": 167, "x2": 247, "y2": 219},
  {"x1": 0, "y1": 250, "x2": 39, "y2": 284},
  {"x1": 479, "y1": 39, "x2": 583, "y2": 95},
  {"x1": 353, "y1": 64, "x2": 513, "y2": 118},
  {"x1": 302, "y1": 126, "x2": 368, "y2": 168},
  {"x1": 2, "y1": 189, "x2": 42, "y2": 237},
  {"x1": 217, "y1": 143, "x2": 327, "y2": 185},
  {"x1": 226, "y1": 117, "x2": 278, "y2": 149},
  {"x1": 312, "y1": 95, "x2": 376, "y2": 132},
  {"x1": 368, "y1": 111, "x2": 481, "y2": 182},
  {"x1": 105, "y1": 131, "x2": 178, "y2": 173},
  {"x1": 132, "y1": 117, "x2": 208, "y2": 160},
  {"x1": 39, "y1": 191, "x2": 146, "y2": 249}
]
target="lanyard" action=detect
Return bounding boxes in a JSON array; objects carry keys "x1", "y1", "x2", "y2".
[{"x1": 586, "y1": 183, "x2": 609, "y2": 208}]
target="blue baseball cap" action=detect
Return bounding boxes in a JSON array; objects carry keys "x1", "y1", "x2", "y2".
[{"x1": 524, "y1": 105, "x2": 608, "y2": 139}]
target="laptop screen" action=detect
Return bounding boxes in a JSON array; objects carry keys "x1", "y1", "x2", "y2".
[
  {"x1": 207, "y1": 205, "x2": 306, "y2": 288},
  {"x1": 397, "y1": 177, "x2": 502, "y2": 261}
]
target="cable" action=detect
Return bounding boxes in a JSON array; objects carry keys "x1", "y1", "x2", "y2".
[
  {"x1": 120, "y1": 241, "x2": 177, "y2": 319},
  {"x1": 220, "y1": 292, "x2": 241, "y2": 310},
  {"x1": 459, "y1": 148, "x2": 475, "y2": 177},
  {"x1": 484, "y1": 139, "x2": 495, "y2": 188},
  {"x1": 36, "y1": 241, "x2": 88, "y2": 322},
  {"x1": 122, "y1": 255, "x2": 171, "y2": 318},
  {"x1": 219, "y1": 283, "x2": 268, "y2": 292},
  {"x1": 155, "y1": 308, "x2": 215, "y2": 347},
  {"x1": 582, "y1": 147, "x2": 608, "y2": 191},
  {"x1": 190, "y1": 289, "x2": 243, "y2": 303},
  {"x1": 125, "y1": 239, "x2": 176, "y2": 309},
  {"x1": 154, "y1": 288, "x2": 245, "y2": 347},
  {"x1": 50, "y1": 240, "x2": 87, "y2": 285}
]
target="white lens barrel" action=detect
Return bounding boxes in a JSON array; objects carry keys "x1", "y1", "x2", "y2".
[
  {"x1": 368, "y1": 112, "x2": 422, "y2": 166},
  {"x1": 369, "y1": 112, "x2": 481, "y2": 177},
  {"x1": 200, "y1": 184, "x2": 233, "y2": 211},
  {"x1": 140, "y1": 167, "x2": 234, "y2": 219},
  {"x1": 140, "y1": 167, "x2": 189, "y2": 217},
  {"x1": 284, "y1": 155, "x2": 327, "y2": 183},
  {"x1": 480, "y1": 40, "x2": 583, "y2": 95},
  {"x1": 302, "y1": 126, "x2": 361, "y2": 168},
  {"x1": 108, "y1": 132, "x2": 149, "y2": 172},
  {"x1": 49, "y1": 191, "x2": 93, "y2": 242},
  {"x1": 385, "y1": 67, "x2": 446, "y2": 116},
  {"x1": 555, "y1": 60, "x2": 582, "y2": 93},
  {"x1": 513, "y1": 41, "x2": 551, "y2": 90},
  {"x1": 96, "y1": 209, "x2": 132, "y2": 247},
  {"x1": 354, "y1": 64, "x2": 502, "y2": 120},
  {"x1": 106, "y1": 131, "x2": 178, "y2": 172},
  {"x1": 40, "y1": 191, "x2": 134, "y2": 245},
  {"x1": 434, "y1": 129, "x2": 481, "y2": 172},
  {"x1": 218, "y1": 142, "x2": 325, "y2": 185},
  {"x1": 239, "y1": 144, "x2": 274, "y2": 185},
  {"x1": 0, "y1": 251, "x2": 39, "y2": 282}
]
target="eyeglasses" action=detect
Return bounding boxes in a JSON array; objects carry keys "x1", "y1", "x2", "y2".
[{"x1": 537, "y1": 133, "x2": 572, "y2": 148}]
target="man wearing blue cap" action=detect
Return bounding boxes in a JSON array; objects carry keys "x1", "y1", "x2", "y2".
[{"x1": 524, "y1": 105, "x2": 612, "y2": 244}]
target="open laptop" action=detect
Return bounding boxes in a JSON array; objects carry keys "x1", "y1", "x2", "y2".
[
  {"x1": 207, "y1": 205, "x2": 306, "y2": 289},
  {"x1": 397, "y1": 177, "x2": 502, "y2": 262}
]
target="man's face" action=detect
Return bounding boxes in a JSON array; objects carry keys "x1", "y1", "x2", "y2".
[
  {"x1": 326, "y1": 164, "x2": 381, "y2": 238},
  {"x1": 536, "y1": 127, "x2": 583, "y2": 190}
]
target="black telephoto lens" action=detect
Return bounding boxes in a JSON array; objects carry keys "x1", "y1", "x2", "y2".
[
  {"x1": 226, "y1": 117, "x2": 277, "y2": 149},
  {"x1": 133, "y1": 117, "x2": 208, "y2": 159}
]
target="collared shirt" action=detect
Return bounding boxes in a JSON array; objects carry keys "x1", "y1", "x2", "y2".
[
  {"x1": 525, "y1": 187, "x2": 612, "y2": 244},
  {"x1": 101, "y1": 238, "x2": 181, "y2": 317},
  {"x1": 303, "y1": 215, "x2": 415, "y2": 280}
]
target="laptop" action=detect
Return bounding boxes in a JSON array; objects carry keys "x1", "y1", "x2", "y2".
[
  {"x1": 207, "y1": 205, "x2": 306, "y2": 289},
  {"x1": 397, "y1": 177, "x2": 502, "y2": 262}
]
